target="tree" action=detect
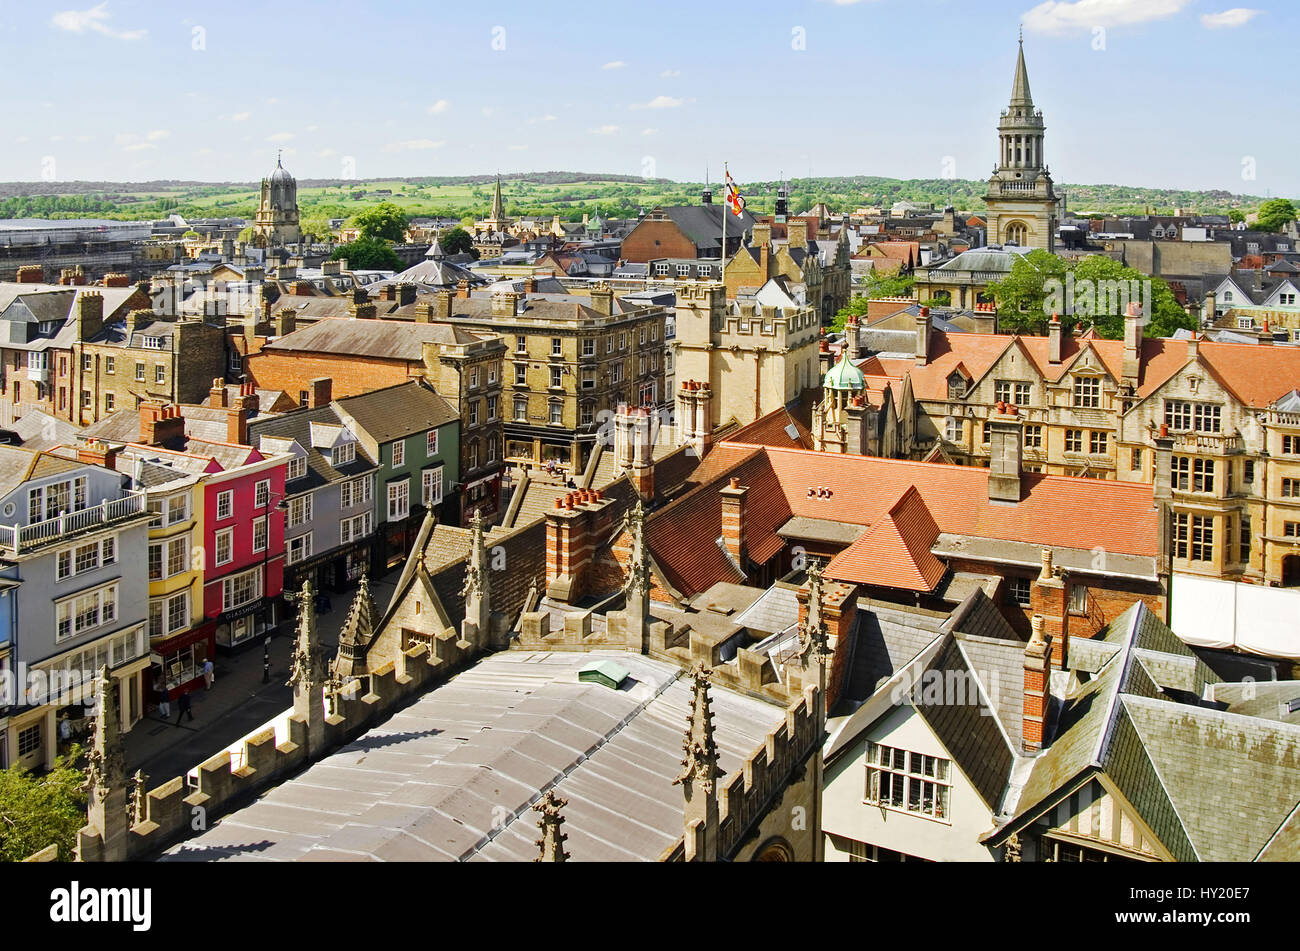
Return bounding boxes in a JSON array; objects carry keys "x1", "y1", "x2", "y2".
[
  {"x1": 1255, "y1": 198, "x2": 1297, "y2": 233},
  {"x1": 832, "y1": 272, "x2": 916, "y2": 331},
  {"x1": 0, "y1": 746, "x2": 87, "y2": 862},
  {"x1": 439, "y1": 226, "x2": 475, "y2": 257},
  {"x1": 1228, "y1": 209, "x2": 1246, "y2": 225},
  {"x1": 352, "y1": 202, "x2": 410, "y2": 243},
  {"x1": 985, "y1": 249, "x2": 1068, "y2": 335},
  {"x1": 330, "y1": 236, "x2": 403, "y2": 271}
]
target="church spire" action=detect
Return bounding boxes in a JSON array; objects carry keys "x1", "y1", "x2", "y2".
[
  {"x1": 1010, "y1": 33, "x2": 1033, "y2": 107},
  {"x1": 333, "y1": 573, "x2": 376, "y2": 681},
  {"x1": 490, "y1": 174, "x2": 505, "y2": 222},
  {"x1": 533, "y1": 789, "x2": 571, "y2": 862}
]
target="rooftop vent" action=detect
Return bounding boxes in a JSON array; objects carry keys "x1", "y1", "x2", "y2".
[{"x1": 577, "y1": 661, "x2": 629, "y2": 691}]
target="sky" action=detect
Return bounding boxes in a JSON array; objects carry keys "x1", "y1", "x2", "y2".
[{"x1": 0, "y1": 0, "x2": 1295, "y2": 197}]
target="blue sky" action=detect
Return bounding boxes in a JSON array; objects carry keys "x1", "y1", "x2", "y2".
[{"x1": 1, "y1": 0, "x2": 1295, "y2": 198}]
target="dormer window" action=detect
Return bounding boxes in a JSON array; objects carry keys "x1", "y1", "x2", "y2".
[
  {"x1": 332, "y1": 442, "x2": 355, "y2": 466},
  {"x1": 947, "y1": 373, "x2": 967, "y2": 399}
]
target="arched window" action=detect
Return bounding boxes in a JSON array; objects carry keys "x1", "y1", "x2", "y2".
[{"x1": 1005, "y1": 221, "x2": 1028, "y2": 246}]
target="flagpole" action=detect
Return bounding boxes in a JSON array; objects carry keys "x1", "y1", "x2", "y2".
[{"x1": 721, "y1": 161, "x2": 728, "y2": 294}]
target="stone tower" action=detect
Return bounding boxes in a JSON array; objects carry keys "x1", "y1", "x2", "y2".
[
  {"x1": 985, "y1": 37, "x2": 1057, "y2": 252},
  {"x1": 813, "y1": 344, "x2": 875, "y2": 455},
  {"x1": 253, "y1": 152, "x2": 302, "y2": 248}
]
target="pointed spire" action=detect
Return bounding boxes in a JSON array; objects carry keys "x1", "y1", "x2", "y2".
[
  {"x1": 334, "y1": 573, "x2": 376, "y2": 680},
  {"x1": 533, "y1": 789, "x2": 570, "y2": 862},
  {"x1": 490, "y1": 174, "x2": 505, "y2": 222},
  {"x1": 674, "y1": 663, "x2": 721, "y2": 794},
  {"x1": 1010, "y1": 33, "x2": 1033, "y2": 106},
  {"x1": 83, "y1": 666, "x2": 126, "y2": 805},
  {"x1": 289, "y1": 576, "x2": 328, "y2": 753},
  {"x1": 798, "y1": 561, "x2": 832, "y2": 670},
  {"x1": 622, "y1": 500, "x2": 651, "y2": 598},
  {"x1": 461, "y1": 507, "x2": 487, "y2": 602},
  {"x1": 426, "y1": 233, "x2": 446, "y2": 259}
]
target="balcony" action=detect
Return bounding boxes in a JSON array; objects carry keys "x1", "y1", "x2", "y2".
[
  {"x1": 1171, "y1": 431, "x2": 1243, "y2": 455},
  {"x1": 0, "y1": 491, "x2": 148, "y2": 555},
  {"x1": 26, "y1": 366, "x2": 48, "y2": 383}
]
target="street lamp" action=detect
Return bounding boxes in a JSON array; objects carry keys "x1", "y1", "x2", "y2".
[{"x1": 262, "y1": 495, "x2": 289, "y2": 684}]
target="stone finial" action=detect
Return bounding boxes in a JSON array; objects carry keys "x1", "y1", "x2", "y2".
[
  {"x1": 128, "y1": 770, "x2": 148, "y2": 826},
  {"x1": 288, "y1": 576, "x2": 325, "y2": 690},
  {"x1": 83, "y1": 666, "x2": 125, "y2": 805},
  {"x1": 622, "y1": 501, "x2": 651, "y2": 599},
  {"x1": 674, "y1": 664, "x2": 721, "y2": 794},
  {"x1": 533, "y1": 789, "x2": 570, "y2": 862},
  {"x1": 461, "y1": 508, "x2": 487, "y2": 601},
  {"x1": 333, "y1": 573, "x2": 376, "y2": 681},
  {"x1": 1005, "y1": 833, "x2": 1022, "y2": 862},
  {"x1": 798, "y1": 561, "x2": 832, "y2": 669}
]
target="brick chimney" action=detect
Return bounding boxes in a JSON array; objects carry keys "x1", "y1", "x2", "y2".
[
  {"x1": 77, "y1": 438, "x2": 121, "y2": 470},
  {"x1": 1122, "y1": 301, "x2": 1144, "y2": 386},
  {"x1": 492, "y1": 292, "x2": 522, "y2": 318},
  {"x1": 631, "y1": 408, "x2": 655, "y2": 500},
  {"x1": 16, "y1": 265, "x2": 43, "y2": 284},
  {"x1": 844, "y1": 314, "x2": 861, "y2": 360},
  {"x1": 102, "y1": 273, "x2": 131, "y2": 288},
  {"x1": 752, "y1": 223, "x2": 772, "y2": 275},
  {"x1": 436, "y1": 289, "x2": 454, "y2": 320},
  {"x1": 292, "y1": 281, "x2": 314, "y2": 297},
  {"x1": 788, "y1": 219, "x2": 809, "y2": 250},
  {"x1": 589, "y1": 283, "x2": 614, "y2": 316},
  {"x1": 1048, "y1": 312, "x2": 1063, "y2": 365},
  {"x1": 139, "y1": 402, "x2": 186, "y2": 449},
  {"x1": 397, "y1": 282, "x2": 416, "y2": 306},
  {"x1": 719, "y1": 478, "x2": 748, "y2": 567},
  {"x1": 76, "y1": 292, "x2": 104, "y2": 341},
  {"x1": 273, "y1": 310, "x2": 296, "y2": 337},
  {"x1": 545, "y1": 490, "x2": 614, "y2": 603},
  {"x1": 307, "y1": 377, "x2": 332, "y2": 408},
  {"x1": 1022, "y1": 614, "x2": 1052, "y2": 754},
  {"x1": 987, "y1": 402, "x2": 1023, "y2": 504},
  {"x1": 457, "y1": 279, "x2": 471, "y2": 300},
  {"x1": 915, "y1": 306, "x2": 931, "y2": 365},
  {"x1": 234, "y1": 382, "x2": 260, "y2": 417},
  {"x1": 524, "y1": 277, "x2": 539, "y2": 294},
  {"x1": 227, "y1": 405, "x2": 250, "y2": 446},
  {"x1": 209, "y1": 378, "x2": 228, "y2": 408}
]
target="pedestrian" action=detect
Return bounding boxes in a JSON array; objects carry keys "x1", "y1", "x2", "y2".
[
  {"x1": 202, "y1": 658, "x2": 214, "y2": 690},
  {"x1": 176, "y1": 690, "x2": 194, "y2": 725},
  {"x1": 157, "y1": 687, "x2": 170, "y2": 719}
]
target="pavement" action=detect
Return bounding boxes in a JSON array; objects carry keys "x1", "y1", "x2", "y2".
[{"x1": 123, "y1": 570, "x2": 399, "y2": 783}]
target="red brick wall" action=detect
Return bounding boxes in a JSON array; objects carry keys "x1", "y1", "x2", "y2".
[
  {"x1": 245, "y1": 350, "x2": 416, "y2": 400},
  {"x1": 621, "y1": 220, "x2": 698, "y2": 263}
]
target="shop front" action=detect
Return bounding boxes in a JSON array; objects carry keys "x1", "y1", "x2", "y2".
[
  {"x1": 148, "y1": 620, "x2": 216, "y2": 704},
  {"x1": 215, "y1": 598, "x2": 279, "y2": 651},
  {"x1": 380, "y1": 517, "x2": 421, "y2": 572},
  {"x1": 460, "y1": 471, "x2": 503, "y2": 525},
  {"x1": 284, "y1": 538, "x2": 375, "y2": 595}
]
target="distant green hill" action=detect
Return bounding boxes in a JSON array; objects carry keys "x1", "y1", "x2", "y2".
[{"x1": 0, "y1": 172, "x2": 1281, "y2": 226}]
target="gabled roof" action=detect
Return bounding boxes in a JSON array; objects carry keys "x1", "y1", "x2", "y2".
[
  {"x1": 825, "y1": 486, "x2": 946, "y2": 592},
  {"x1": 333, "y1": 380, "x2": 459, "y2": 446}
]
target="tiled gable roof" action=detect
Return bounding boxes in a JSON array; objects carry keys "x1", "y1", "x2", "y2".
[{"x1": 825, "y1": 486, "x2": 946, "y2": 592}]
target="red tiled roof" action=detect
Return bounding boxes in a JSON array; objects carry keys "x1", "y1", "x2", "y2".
[
  {"x1": 726, "y1": 408, "x2": 813, "y2": 450},
  {"x1": 827, "y1": 486, "x2": 947, "y2": 591},
  {"x1": 1199, "y1": 342, "x2": 1300, "y2": 408}
]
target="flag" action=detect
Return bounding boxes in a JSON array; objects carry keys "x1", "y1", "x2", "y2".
[{"x1": 725, "y1": 171, "x2": 745, "y2": 217}]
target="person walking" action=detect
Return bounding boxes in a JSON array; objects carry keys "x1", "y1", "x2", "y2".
[
  {"x1": 157, "y1": 687, "x2": 170, "y2": 719},
  {"x1": 202, "y1": 658, "x2": 214, "y2": 690},
  {"x1": 176, "y1": 690, "x2": 194, "y2": 725}
]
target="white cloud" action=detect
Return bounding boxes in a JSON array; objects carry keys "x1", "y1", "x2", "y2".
[
  {"x1": 115, "y1": 131, "x2": 163, "y2": 151},
  {"x1": 660, "y1": 69, "x2": 681, "y2": 77},
  {"x1": 304, "y1": 124, "x2": 319, "y2": 133},
  {"x1": 589, "y1": 125, "x2": 620, "y2": 136},
  {"x1": 384, "y1": 139, "x2": 445, "y2": 152},
  {"x1": 481, "y1": 107, "x2": 496, "y2": 117},
  {"x1": 14, "y1": 136, "x2": 29, "y2": 144},
  {"x1": 527, "y1": 114, "x2": 558, "y2": 124},
  {"x1": 1023, "y1": 0, "x2": 1192, "y2": 34},
  {"x1": 146, "y1": 129, "x2": 169, "y2": 141},
  {"x1": 267, "y1": 132, "x2": 295, "y2": 143},
  {"x1": 508, "y1": 144, "x2": 529, "y2": 151},
  {"x1": 124, "y1": 142, "x2": 156, "y2": 152},
  {"x1": 632, "y1": 95, "x2": 685, "y2": 110},
  {"x1": 230, "y1": 112, "x2": 251, "y2": 122},
  {"x1": 427, "y1": 99, "x2": 451, "y2": 114},
  {"x1": 51, "y1": 2, "x2": 145, "y2": 40},
  {"x1": 602, "y1": 60, "x2": 626, "y2": 70},
  {"x1": 318, "y1": 148, "x2": 338, "y2": 158},
  {"x1": 1201, "y1": 7, "x2": 1260, "y2": 28},
  {"x1": 641, "y1": 128, "x2": 658, "y2": 136}
]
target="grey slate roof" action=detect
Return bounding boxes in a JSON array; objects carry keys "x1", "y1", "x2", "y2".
[
  {"x1": 332, "y1": 381, "x2": 458, "y2": 446},
  {"x1": 247, "y1": 406, "x2": 377, "y2": 492},
  {"x1": 160, "y1": 650, "x2": 786, "y2": 862},
  {"x1": 261, "y1": 318, "x2": 482, "y2": 361},
  {"x1": 839, "y1": 602, "x2": 948, "y2": 706}
]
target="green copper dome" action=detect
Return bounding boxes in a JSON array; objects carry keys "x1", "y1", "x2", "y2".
[{"x1": 823, "y1": 350, "x2": 865, "y2": 391}]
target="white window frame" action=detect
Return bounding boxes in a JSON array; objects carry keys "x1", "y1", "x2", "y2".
[
  {"x1": 391, "y1": 440, "x2": 405, "y2": 468},
  {"x1": 221, "y1": 568, "x2": 262, "y2": 612},
  {"x1": 286, "y1": 533, "x2": 312, "y2": 565},
  {"x1": 387, "y1": 479, "x2": 410, "y2": 521},
  {"x1": 216, "y1": 490, "x2": 233, "y2": 521},
  {"x1": 426, "y1": 430, "x2": 439, "y2": 457},
  {"x1": 55, "y1": 582, "x2": 119, "y2": 643},
  {"x1": 214, "y1": 527, "x2": 234, "y2": 566},
  {"x1": 254, "y1": 479, "x2": 270, "y2": 509},
  {"x1": 422, "y1": 467, "x2": 443, "y2": 507}
]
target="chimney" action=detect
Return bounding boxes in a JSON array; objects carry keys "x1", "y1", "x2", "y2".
[
  {"x1": 209, "y1": 378, "x2": 228, "y2": 408},
  {"x1": 589, "y1": 283, "x2": 614, "y2": 316},
  {"x1": 752, "y1": 223, "x2": 772, "y2": 274},
  {"x1": 436, "y1": 289, "x2": 454, "y2": 321},
  {"x1": 127, "y1": 308, "x2": 152, "y2": 335},
  {"x1": 987, "y1": 403, "x2": 1023, "y2": 504},
  {"x1": 914, "y1": 306, "x2": 931, "y2": 365},
  {"x1": 307, "y1": 377, "x2": 332, "y2": 408},
  {"x1": 227, "y1": 405, "x2": 250, "y2": 446},
  {"x1": 273, "y1": 310, "x2": 296, "y2": 337},
  {"x1": 844, "y1": 314, "x2": 861, "y2": 360},
  {"x1": 139, "y1": 401, "x2": 186, "y2": 449},
  {"x1": 16, "y1": 265, "x2": 43, "y2": 284},
  {"x1": 1122, "y1": 301, "x2": 1144, "y2": 385},
  {"x1": 492, "y1": 292, "x2": 522, "y2": 318},
  {"x1": 1259, "y1": 320, "x2": 1274, "y2": 347},
  {"x1": 321, "y1": 260, "x2": 341, "y2": 277},
  {"x1": 524, "y1": 277, "x2": 539, "y2": 294},
  {"x1": 1022, "y1": 615, "x2": 1052, "y2": 754},
  {"x1": 788, "y1": 219, "x2": 808, "y2": 249},
  {"x1": 1048, "y1": 313, "x2": 1063, "y2": 365},
  {"x1": 398, "y1": 283, "x2": 416, "y2": 306},
  {"x1": 719, "y1": 477, "x2": 748, "y2": 567},
  {"x1": 545, "y1": 491, "x2": 613, "y2": 603},
  {"x1": 291, "y1": 280, "x2": 313, "y2": 297},
  {"x1": 631, "y1": 408, "x2": 655, "y2": 500},
  {"x1": 1187, "y1": 333, "x2": 1200, "y2": 363},
  {"x1": 102, "y1": 273, "x2": 130, "y2": 288},
  {"x1": 457, "y1": 279, "x2": 471, "y2": 300},
  {"x1": 77, "y1": 438, "x2": 121, "y2": 470},
  {"x1": 76, "y1": 292, "x2": 104, "y2": 341}
]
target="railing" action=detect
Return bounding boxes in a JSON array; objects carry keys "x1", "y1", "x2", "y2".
[
  {"x1": 0, "y1": 491, "x2": 148, "y2": 555},
  {"x1": 1171, "y1": 431, "x2": 1243, "y2": 454}
]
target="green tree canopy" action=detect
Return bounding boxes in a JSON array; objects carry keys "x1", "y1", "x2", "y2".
[
  {"x1": 352, "y1": 202, "x2": 410, "y2": 243},
  {"x1": 330, "y1": 235, "x2": 403, "y2": 271},
  {"x1": 1255, "y1": 198, "x2": 1297, "y2": 233},
  {"x1": 987, "y1": 251, "x2": 1195, "y2": 339},
  {"x1": 438, "y1": 226, "x2": 477, "y2": 257},
  {"x1": 0, "y1": 746, "x2": 86, "y2": 861},
  {"x1": 831, "y1": 272, "x2": 916, "y2": 331}
]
